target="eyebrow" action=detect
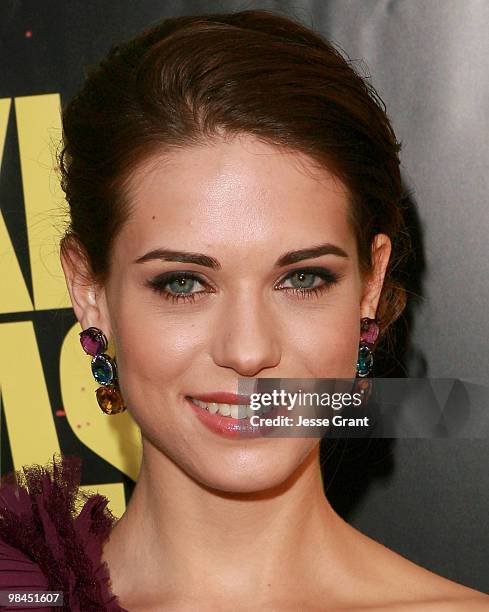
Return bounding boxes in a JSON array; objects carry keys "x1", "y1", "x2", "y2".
[{"x1": 133, "y1": 242, "x2": 348, "y2": 270}]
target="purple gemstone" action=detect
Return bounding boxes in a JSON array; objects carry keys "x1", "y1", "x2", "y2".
[
  {"x1": 360, "y1": 318, "x2": 379, "y2": 345},
  {"x1": 79, "y1": 327, "x2": 108, "y2": 357}
]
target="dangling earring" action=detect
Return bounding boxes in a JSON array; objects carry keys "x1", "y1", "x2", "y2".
[
  {"x1": 79, "y1": 327, "x2": 127, "y2": 414},
  {"x1": 356, "y1": 317, "x2": 379, "y2": 377}
]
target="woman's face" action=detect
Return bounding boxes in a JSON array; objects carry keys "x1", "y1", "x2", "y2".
[{"x1": 80, "y1": 134, "x2": 390, "y2": 492}]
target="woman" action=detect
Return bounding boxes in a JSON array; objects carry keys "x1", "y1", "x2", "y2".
[{"x1": 1, "y1": 9, "x2": 488, "y2": 611}]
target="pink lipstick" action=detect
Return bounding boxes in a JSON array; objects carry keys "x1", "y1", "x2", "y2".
[{"x1": 185, "y1": 395, "x2": 264, "y2": 439}]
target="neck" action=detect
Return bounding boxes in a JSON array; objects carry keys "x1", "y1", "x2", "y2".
[{"x1": 103, "y1": 438, "x2": 356, "y2": 607}]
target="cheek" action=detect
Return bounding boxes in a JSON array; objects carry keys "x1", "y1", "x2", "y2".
[
  {"x1": 110, "y1": 308, "x2": 209, "y2": 462},
  {"x1": 108, "y1": 292, "x2": 210, "y2": 408},
  {"x1": 115, "y1": 319, "x2": 204, "y2": 391},
  {"x1": 296, "y1": 318, "x2": 359, "y2": 378},
  {"x1": 284, "y1": 299, "x2": 361, "y2": 378}
]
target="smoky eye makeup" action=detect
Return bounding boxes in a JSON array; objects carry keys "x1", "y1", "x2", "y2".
[
  {"x1": 275, "y1": 266, "x2": 344, "y2": 299},
  {"x1": 144, "y1": 270, "x2": 213, "y2": 304},
  {"x1": 144, "y1": 266, "x2": 344, "y2": 305}
]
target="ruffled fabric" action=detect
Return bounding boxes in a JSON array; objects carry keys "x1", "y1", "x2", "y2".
[{"x1": 0, "y1": 453, "x2": 129, "y2": 611}]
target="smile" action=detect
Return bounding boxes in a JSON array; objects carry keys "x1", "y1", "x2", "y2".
[{"x1": 189, "y1": 398, "x2": 271, "y2": 419}]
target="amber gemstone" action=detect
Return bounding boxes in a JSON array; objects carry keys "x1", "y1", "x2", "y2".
[
  {"x1": 96, "y1": 385, "x2": 126, "y2": 414},
  {"x1": 355, "y1": 377, "x2": 373, "y2": 402}
]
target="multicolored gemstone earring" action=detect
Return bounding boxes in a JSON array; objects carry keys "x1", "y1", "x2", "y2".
[
  {"x1": 356, "y1": 317, "x2": 379, "y2": 377},
  {"x1": 79, "y1": 327, "x2": 127, "y2": 415}
]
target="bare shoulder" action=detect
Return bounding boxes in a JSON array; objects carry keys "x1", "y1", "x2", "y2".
[
  {"x1": 345, "y1": 575, "x2": 489, "y2": 612},
  {"x1": 341, "y1": 525, "x2": 489, "y2": 611},
  {"x1": 405, "y1": 588, "x2": 489, "y2": 611},
  {"x1": 382, "y1": 593, "x2": 489, "y2": 611},
  {"x1": 347, "y1": 590, "x2": 489, "y2": 612},
  {"x1": 386, "y1": 551, "x2": 489, "y2": 610}
]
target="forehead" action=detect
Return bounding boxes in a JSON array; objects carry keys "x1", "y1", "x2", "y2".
[{"x1": 117, "y1": 135, "x2": 355, "y2": 257}]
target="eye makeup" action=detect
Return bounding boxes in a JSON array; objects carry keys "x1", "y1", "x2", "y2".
[{"x1": 144, "y1": 266, "x2": 343, "y2": 304}]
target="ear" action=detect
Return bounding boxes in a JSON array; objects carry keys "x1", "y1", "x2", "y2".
[
  {"x1": 60, "y1": 237, "x2": 112, "y2": 336},
  {"x1": 360, "y1": 233, "x2": 392, "y2": 318}
]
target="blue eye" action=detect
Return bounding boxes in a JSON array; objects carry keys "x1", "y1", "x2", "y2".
[
  {"x1": 288, "y1": 272, "x2": 319, "y2": 289},
  {"x1": 168, "y1": 276, "x2": 198, "y2": 294},
  {"x1": 277, "y1": 267, "x2": 342, "y2": 299},
  {"x1": 146, "y1": 272, "x2": 208, "y2": 303},
  {"x1": 146, "y1": 267, "x2": 342, "y2": 304}
]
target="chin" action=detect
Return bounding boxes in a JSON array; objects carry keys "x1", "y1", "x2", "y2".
[{"x1": 182, "y1": 438, "x2": 319, "y2": 495}]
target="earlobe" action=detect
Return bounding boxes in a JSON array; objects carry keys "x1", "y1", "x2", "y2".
[
  {"x1": 60, "y1": 237, "x2": 108, "y2": 332},
  {"x1": 360, "y1": 233, "x2": 392, "y2": 318}
]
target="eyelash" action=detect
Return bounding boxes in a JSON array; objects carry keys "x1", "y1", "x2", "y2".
[{"x1": 146, "y1": 267, "x2": 342, "y2": 304}]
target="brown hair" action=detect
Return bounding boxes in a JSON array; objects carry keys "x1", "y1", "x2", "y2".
[{"x1": 58, "y1": 9, "x2": 411, "y2": 355}]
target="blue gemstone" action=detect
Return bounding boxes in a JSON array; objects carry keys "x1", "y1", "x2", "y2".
[
  {"x1": 357, "y1": 344, "x2": 373, "y2": 377},
  {"x1": 91, "y1": 354, "x2": 115, "y2": 385}
]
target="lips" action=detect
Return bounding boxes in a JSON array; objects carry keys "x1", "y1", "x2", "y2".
[
  {"x1": 188, "y1": 392, "x2": 252, "y2": 405},
  {"x1": 185, "y1": 396, "x2": 264, "y2": 438},
  {"x1": 185, "y1": 393, "x2": 290, "y2": 439}
]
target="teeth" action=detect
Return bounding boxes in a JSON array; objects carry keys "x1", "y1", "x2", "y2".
[
  {"x1": 190, "y1": 398, "x2": 263, "y2": 419},
  {"x1": 219, "y1": 403, "x2": 231, "y2": 417}
]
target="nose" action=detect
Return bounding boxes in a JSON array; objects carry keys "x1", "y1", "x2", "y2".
[{"x1": 211, "y1": 292, "x2": 282, "y2": 377}]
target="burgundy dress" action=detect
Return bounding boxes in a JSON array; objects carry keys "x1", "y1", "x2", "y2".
[{"x1": 0, "y1": 453, "x2": 129, "y2": 611}]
